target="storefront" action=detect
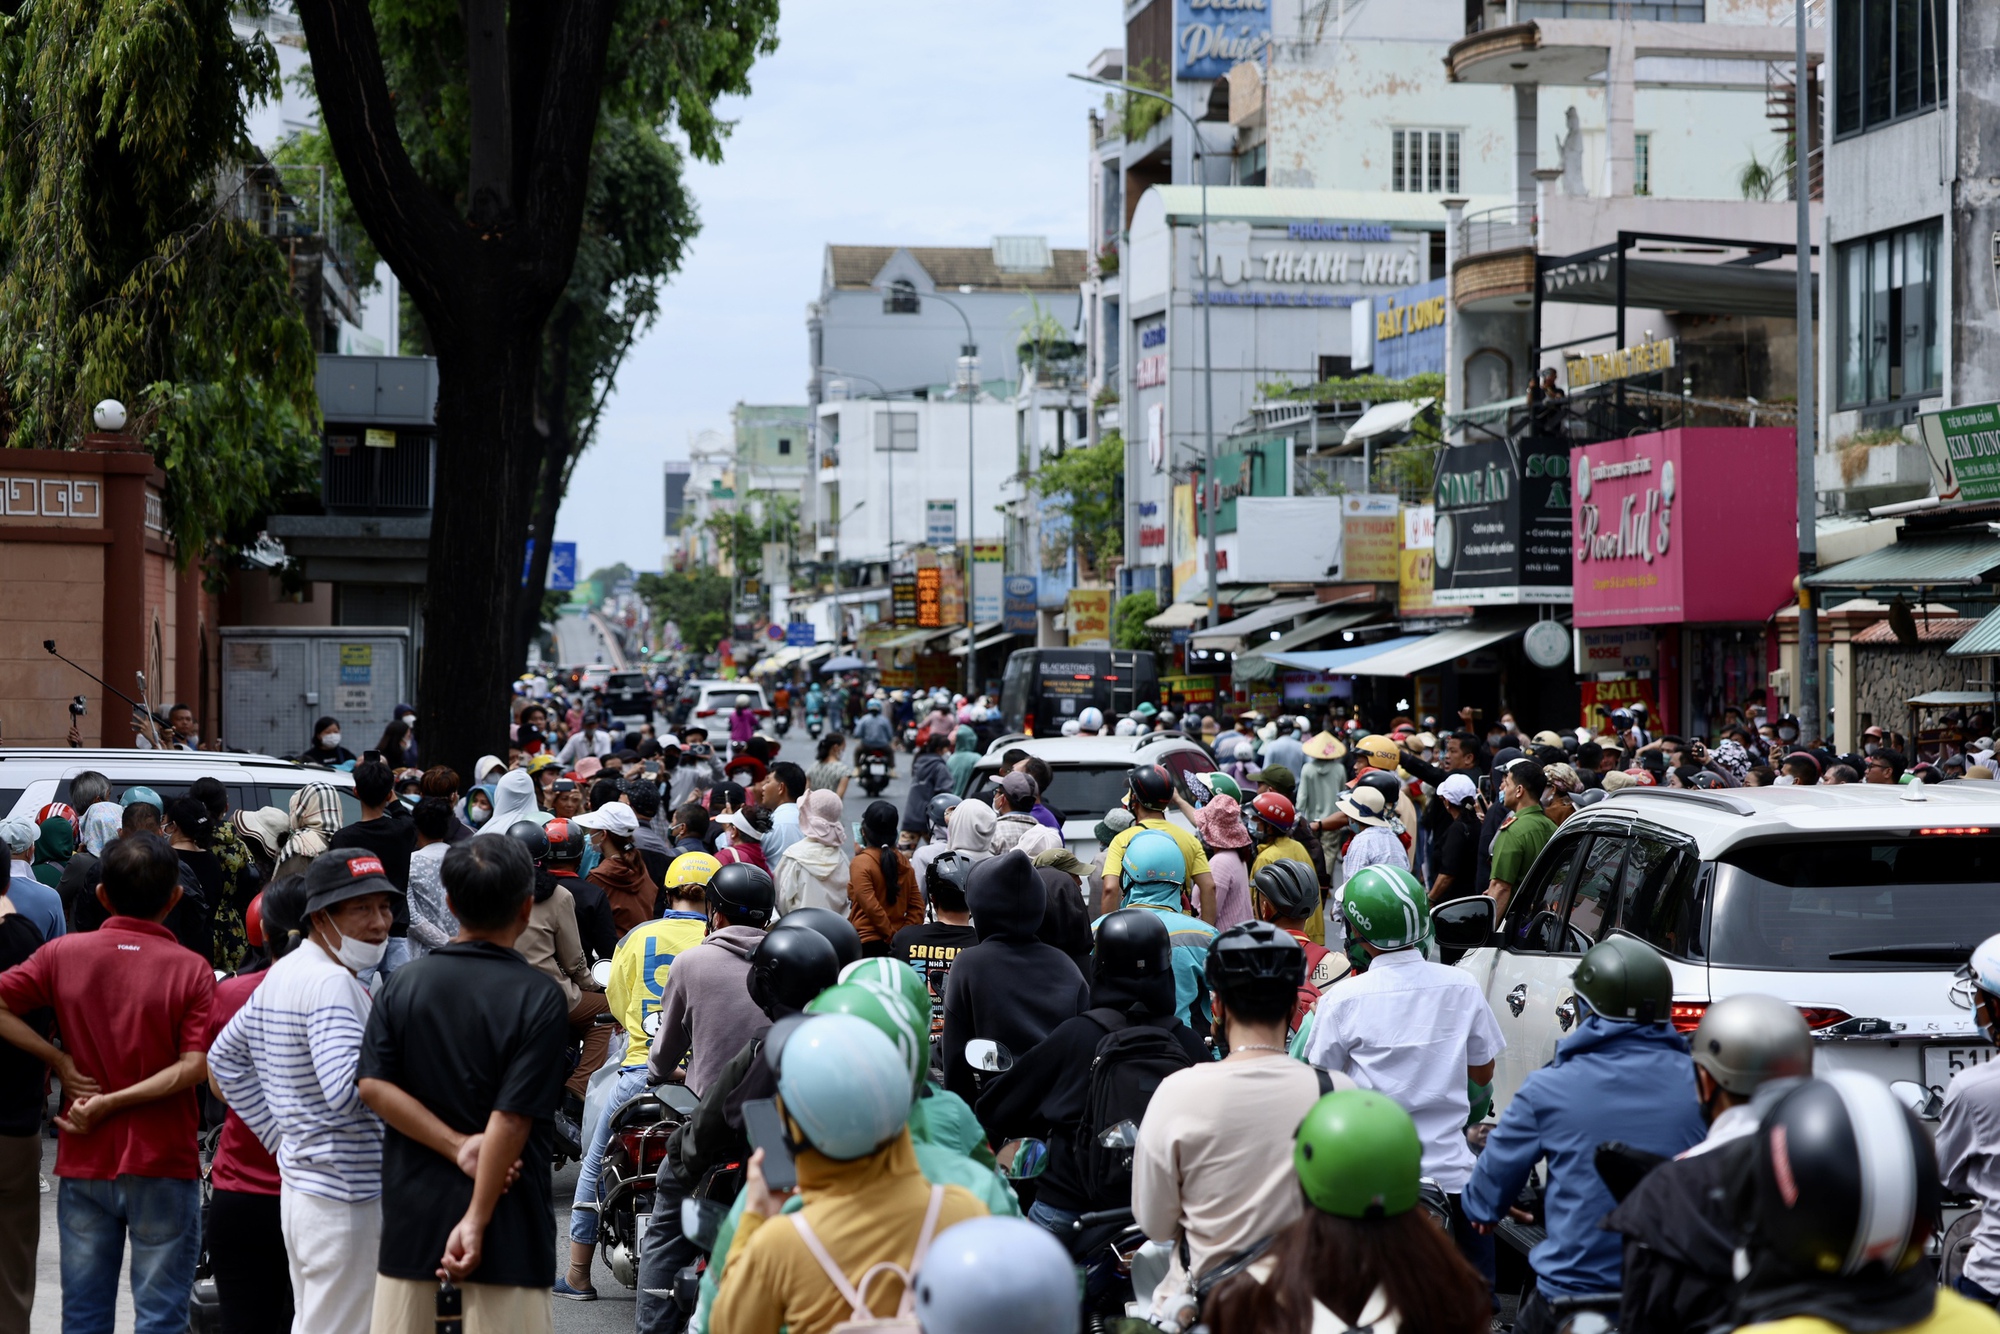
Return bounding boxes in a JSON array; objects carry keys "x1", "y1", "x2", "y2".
[{"x1": 1570, "y1": 427, "x2": 1798, "y2": 735}]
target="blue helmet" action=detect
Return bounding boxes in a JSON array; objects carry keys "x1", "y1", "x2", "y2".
[
  {"x1": 914, "y1": 1217, "x2": 1081, "y2": 1334},
  {"x1": 775, "y1": 1013, "x2": 913, "y2": 1161},
  {"x1": 1119, "y1": 828, "x2": 1187, "y2": 890}
]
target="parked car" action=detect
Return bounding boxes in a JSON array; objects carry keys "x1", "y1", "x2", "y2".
[
  {"x1": 956, "y1": 734, "x2": 1216, "y2": 860},
  {"x1": 1432, "y1": 783, "x2": 2000, "y2": 1117},
  {"x1": 602, "y1": 671, "x2": 654, "y2": 730},
  {"x1": 0, "y1": 749, "x2": 361, "y2": 826},
  {"x1": 689, "y1": 682, "x2": 771, "y2": 730}
]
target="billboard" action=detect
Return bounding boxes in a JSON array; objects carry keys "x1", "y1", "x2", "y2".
[
  {"x1": 1432, "y1": 437, "x2": 1572, "y2": 605},
  {"x1": 1067, "y1": 588, "x2": 1112, "y2": 648},
  {"x1": 1175, "y1": 0, "x2": 1272, "y2": 79},
  {"x1": 1339, "y1": 494, "x2": 1400, "y2": 583}
]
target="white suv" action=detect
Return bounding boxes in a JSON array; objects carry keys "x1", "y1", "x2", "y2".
[
  {"x1": 0, "y1": 748, "x2": 359, "y2": 825},
  {"x1": 1433, "y1": 783, "x2": 2000, "y2": 1117}
]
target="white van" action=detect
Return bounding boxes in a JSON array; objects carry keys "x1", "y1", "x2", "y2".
[{"x1": 0, "y1": 748, "x2": 360, "y2": 825}]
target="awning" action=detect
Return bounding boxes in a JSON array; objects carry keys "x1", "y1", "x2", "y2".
[
  {"x1": 872, "y1": 627, "x2": 945, "y2": 651},
  {"x1": 1446, "y1": 394, "x2": 1527, "y2": 432},
  {"x1": 1263, "y1": 635, "x2": 1428, "y2": 674},
  {"x1": 799, "y1": 643, "x2": 835, "y2": 663},
  {"x1": 1804, "y1": 533, "x2": 2000, "y2": 589},
  {"x1": 1909, "y1": 690, "x2": 2000, "y2": 707},
  {"x1": 1231, "y1": 609, "x2": 1383, "y2": 681},
  {"x1": 1344, "y1": 398, "x2": 1435, "y2": 445},
  {"x1": 1540, "y1": 256, "x2": 1816, "y2": 320},
  {"x1": 1188, "y1": 596, "x2": 1321, "y2": 650},
  {"x1": 949, "y1": 630, "x2": 1016, "y2": 657},
  {"x1": 1950, "y1": 607, "x2": 2000, "y2": 657},
  {"x1": 1146, "y1": 601, "x2": 1209, "y2": 630},
  {"x1": 1338, "y1": 620, "x2": 1531, "y2": 677}
]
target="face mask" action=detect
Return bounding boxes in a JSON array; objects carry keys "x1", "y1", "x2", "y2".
[
  {"x1": 321, "y1": 732, "x2": 342, "y2": 749},
  {"x1": 1779, "y1": 727, "x2": 1798, "y2": 741},
  {"x1": 1774, "y1": 774, "x2": 1797, "y2": 785},
  {"x1": 325, "y1": 921, "x2": 386, "y2": 972},
  {"x1": 402, "y1": 713, "x2": 417, "y2": 725},
  {"x1": 470, "y1": 805, "x2": 491, "y2": 825}
]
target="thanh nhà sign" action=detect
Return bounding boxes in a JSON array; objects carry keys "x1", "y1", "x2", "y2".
[{"x1": 1566, "y1": 338, "x2": 1675, "y2": 390}]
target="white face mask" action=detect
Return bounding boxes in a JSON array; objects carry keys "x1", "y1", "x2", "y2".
[
  {"x1": 1774, "y1": 774, "x2": 1797, "y2": 785},
  {"x1": 323, "y1": 920, "x2": 386, "y2": 973},
  {"x1": 469, "y1": 805, "x2": 491, "y2": 825},
  {"x1": 321, "y1": 731, "x2": 342, "y2": 749}
]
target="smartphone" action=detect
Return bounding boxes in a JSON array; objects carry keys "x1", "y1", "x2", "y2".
[{"x1": 741, "y1": 1097, "x2": 797, "y2": 1192}]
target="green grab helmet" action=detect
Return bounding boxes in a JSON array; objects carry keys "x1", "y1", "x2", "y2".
[
  {"x1": 806, "y1": 982, "x2": 929, "y2": 1090},
  {"x1": 1339, "y1": 865, "x2": 1430, "y2": 951},
  {"x1": 1293, "y1": 1089, "x2": 1423, "y2": 1219},
  {"x1": 1570, "y1": 934, "x2": 1673, "y2": 1025},
  {"x1": 839, "y1": 956, "x2": 936, "y2": 1039},
  {"x1": 1205, "y1": 772, "x2": 1242, "y2": 803}
]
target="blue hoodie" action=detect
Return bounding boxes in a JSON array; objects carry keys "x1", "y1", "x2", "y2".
[{"x1": 1461, "y1": 1014, "x2": 1704, "y2": 1299}]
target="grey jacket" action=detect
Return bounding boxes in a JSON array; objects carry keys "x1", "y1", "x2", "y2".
[{"x1": 645, "y1": 924, "x2": 767, "y2": 1097}]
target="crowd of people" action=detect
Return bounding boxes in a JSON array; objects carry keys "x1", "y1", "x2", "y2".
[{"x1": 4, "y1": 678, "x2": 2000, "y2": 1334}]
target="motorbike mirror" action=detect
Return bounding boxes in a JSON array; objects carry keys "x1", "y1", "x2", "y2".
[
  {"x1": 1097, "y1": 1119, "x2": 1140, "y2": 1150},
  {"x1": 1889, "y1": 1079, "x2": 1944, "y2": 1120},
  {"x1": 1003, "y1": 1138, "x2": 1050, "y2": 1180},
  {"x1": 642, "y1": 1012, "x2": 663, "y2": 1038},
  {"x1": 963, "y1": 1038, "x2": 1013, "y2": 1073},
  {"x1": 681, "y1": 1197, "x2": 727, "y2": 1252},
  {"x1": 590, "y1": 960, "x2": 614, "y2": 989}
]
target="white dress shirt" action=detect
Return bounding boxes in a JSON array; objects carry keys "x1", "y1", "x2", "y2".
[{"x1": 1302, "y1": 947, "x2": 1506, "y2": 1191}]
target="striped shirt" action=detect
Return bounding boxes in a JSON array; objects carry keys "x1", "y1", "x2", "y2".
[{"x1": 208, "y1": 940, "x2": 383, "y2": 1202}]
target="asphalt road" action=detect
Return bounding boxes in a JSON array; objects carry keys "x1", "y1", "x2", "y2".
[{"x1": 552, "y1": 607, "x2": 627, "y2": 672}]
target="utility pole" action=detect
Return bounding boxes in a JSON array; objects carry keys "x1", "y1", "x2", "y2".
[{"x1": 1795, "y1": 0, "x2": 1820, "y2": 741}]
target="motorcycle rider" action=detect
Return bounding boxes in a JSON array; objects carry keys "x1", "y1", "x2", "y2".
[
  {"x1": 1098, "y1": 765, "x2": 1217, "y2": 922},
  {"x1": 1461, "y1": 935, "x2": 1705, "y2": 1334},
  {"x1": 1200, "y1": 1091, "x2": 1490, "y2": 1334},
  {"x1": 854, "y1": 698, "x2": 895, "y2": 778},
  {"x1": 1243, "y1": 790, "x2": 1323, "y2": 945},
  {"x1": 1938, "y1": 932, "x2": 2000, "y2": 1308},
  {"x1": 1103, "y1": 830, "x2": 1218, "y2": 1030},
  {"x1": 901, "y1": 734, "x2": 954, "y2": 839},
  {"x1": 1604, "y1": 993, "x2": 1813, "y2": 1334},
  {"x1": 709, "y1": 1015, "x2": 989, "y2": 1332},
  {"x1": 1732, "y1": 1072, "x2": 1988, "y2": 1334},
  {"x1": 911, "y1": 1217, "x2": 1080, "y2": 1334},
  {"x1": 1301, "y1": 865, "x2": 1503, "y2": 1283},
  {"x1": 906, "y1": 793, "x2": 960, "y2": 890},
  {"x1": 1248, "y1": 860, "x2": 1346, "y2": 1035},
  {"x1": 1132, "y1": 922, "x2": 1353, "y2": 1326}
]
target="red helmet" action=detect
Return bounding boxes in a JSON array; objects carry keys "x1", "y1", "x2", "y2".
[
  {"x1": 36, "y1": 802, "x2": 76, "y2": 826},
  {"x1": 1249, "y1": 791, "x2": 1296, "y2": 830},
  {"x1": 245, "y1": 892, "x2": 266, "y2": 949}
]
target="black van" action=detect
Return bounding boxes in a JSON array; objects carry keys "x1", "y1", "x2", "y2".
[{"x1": 998, "y1": 648, "x2": 1159, "y2": 738}]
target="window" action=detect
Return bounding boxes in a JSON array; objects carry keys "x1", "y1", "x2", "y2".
[
  {"x1": 777, "y1": 437, "x2": 792, "y2": 456},
  {"x1": 1633, "y1": 133, "x2": 1651, "y2": 196},
  {"x1": 1835, "y1": 0, "x2": 1945, "y2": 138},
  {"x1": 1318, "y1": 355, "x2": 1352, "y2": 381},
  {"x1": 1562, "y1": 836, "x2": 1628, "y2": 951},
  {"x1": 1391, "y1": 129, "x2": 1461, "y2": 194},
  {"x1": 883, "y1": 279, "x2": 920, "y2": 315},
  {"x1": 1614, "y1": 836, "x2": 1704, "y2": 959},
  {"x1": 1505, "y1": 834, "x2": 1586, "y2": 952},
  {"x1": 875, "y1": 411, "x2": 919, "y2": 453},
  {"x1": 1237, "y1": 142, "x2": 1267, "y2": 188},
  {"x1": 1836, "y1": 219, "x2": 1941, "y2": 408}
]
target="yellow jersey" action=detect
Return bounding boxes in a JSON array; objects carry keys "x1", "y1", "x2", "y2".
[{"x1": 606, "y1": 911, "x2": 708, "y2": 1069}]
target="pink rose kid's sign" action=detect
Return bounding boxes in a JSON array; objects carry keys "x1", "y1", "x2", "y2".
[{"x1": 1570, "y1": 427, "x2": 1798, "y2": 628}]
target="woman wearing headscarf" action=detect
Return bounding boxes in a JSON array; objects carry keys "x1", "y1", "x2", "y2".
[
  {"x1": 945, "y1": 797, "x2": 998, "y2": 868},
  {"x1": 31, "y1": 816, "x2": 74, "y2": 890},
  {"x1": 945, "y1": 724, "x2": 982, "y2": 792},
  {"x1": 847, "y1": 799, "x2": 921, "y2": 955},
  {"x1": 775, "y1": 788, "x2": 851, "y2": 916},
  {"x1": 56, "y1": 802, "x2": 125, "y2": 929},
  {"x1": 1193, "y1": 793, "x2": 1257, "y2": 930},
  {"x1": 476, "y1": 768, "x2": 546, "y2": 835},
  {"x1": 274, "y1": 781, "x2": 343, "y2": 881}
]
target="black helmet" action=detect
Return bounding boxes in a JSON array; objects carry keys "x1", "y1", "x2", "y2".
[
  {"x1": 1127, "y1": 764, "x2": 1174, "y2": 809},
  {"x1": 1205, "y1": 921, "x2": 1305, "y2": 1008},
  {"x1": 544, "y1": 816, "x2": 586, "y2": 863},
  {"x1": 1572, "y1": 935, "x2": 1672, "y2": 1024},
  {"x1": 772, "y1": 906, "x2": 862, "y2": 969},
  {"x1": 925, "y1": 850, "x2": 976, "y2": 904},
  {"x1": 1253, "y1": 859, "x2": 1320, "y2": 920},
  {"x1": 1356, "y1": 770, "x2": 1402, "y2": 808},
  {"x1": 1094, "y1": 908, "x2": 1171, "y2": 983},
  {"x1": 1752, "y1": 1072, "x2": 1941, "y2": 1278},
  {"x1": 746, "y1": 925, "x2": 841, "y2": 1018},
  {"x1": 505, "y1": 820, "x2": 550, "y2": 863},
  {"x1": 926, "y1": 792, "x2": 962, "y2": 835},
  {"x1": 708, "y1": 863, "x2": 777, "y2": 928}
]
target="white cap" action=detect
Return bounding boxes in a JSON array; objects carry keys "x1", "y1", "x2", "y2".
[
  {"x1": 572, "y1": 804, "x2": 638, "y2": 837},
  {"x1": 657, "y1": 733, "x2": 681, "y2": 748},
  {"x1": 1437, "y1": 773, "x2": 1480, "y2": 806}
]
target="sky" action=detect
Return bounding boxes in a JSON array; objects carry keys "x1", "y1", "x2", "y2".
[{"x1": 550, "y1": 3, "x2": 1116, "y2": 578}]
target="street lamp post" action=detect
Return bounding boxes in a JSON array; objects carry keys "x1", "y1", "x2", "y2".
[
  {"x1": 1071, "y1": 72, "x2": 1218, "y2": 627},
  {"x1": 1793, "y1": 0, "x2": 1821, "y2": 742},
  {"x1": 875, "y1": 285, "x2": 980, "y2": 698}
]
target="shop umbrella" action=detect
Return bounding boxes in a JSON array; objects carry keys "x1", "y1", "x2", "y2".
[{"x1": 819, "y1": 654, "x2": 867, "y2": 673}]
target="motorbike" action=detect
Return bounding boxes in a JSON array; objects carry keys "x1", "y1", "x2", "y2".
[
  {"x1": 857, "y1": 745, "x2": 892, "y2": 797},
  {"x1": 672, "y1": 1159, "x2": 749, "y2": 1318},
  {"x1": 773, "y1": 709, "x2": 792, "y2": 737},
  {"x1": 901, "y1": 722, "x2": 918, "y2": 751},
  {"x1": 806, "y1": 712, "x2": 824, "y2": 740},
  {"x1": 587, "y1": 1081, "x2": 701, "y2": 1289}
]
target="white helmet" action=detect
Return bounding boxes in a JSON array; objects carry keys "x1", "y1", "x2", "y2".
[
  {"x1": 1077, "y1": 706, "x2": 1105, "y2": 732},
  {"x1": 1113, "y1": 717, "x2": 1137, "y2": 737},
  {"x1": 914, "y1": 1217, "x2": 1080, "y2": 1334},
  {"x1": 1060, "y1": 719, "x2": 1081, "y2": 737}
]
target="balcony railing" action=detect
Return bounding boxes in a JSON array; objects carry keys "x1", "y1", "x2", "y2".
[
  {"x1": 1459, "y1": 204, "x2": 1537, "y2": 260},
  {"x1": 323, "y1": 432, "x2": 434, "y2": 512}
]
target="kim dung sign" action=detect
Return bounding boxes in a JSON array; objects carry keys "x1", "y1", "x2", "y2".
[
  {"x1": 1921, "y1": 401, "x2": 2000, "y2": 504},
  {"x1": 1431, "y1": 437, "x2": 1572, "y2": 606}
]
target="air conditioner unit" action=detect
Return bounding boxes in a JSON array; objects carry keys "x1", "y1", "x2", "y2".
[{"x1": 1767, "y1": 668, "x2": 1791, "y2": 698}]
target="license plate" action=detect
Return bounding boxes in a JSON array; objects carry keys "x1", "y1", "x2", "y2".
[
  {"x1": 635, "y1": 1212, "x2": 652, "y2": 1247},
  {"x1": 1923, "y1": 1044, "x2": 1997, "y2": 1093}
]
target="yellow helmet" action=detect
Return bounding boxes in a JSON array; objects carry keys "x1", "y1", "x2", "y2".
[{"x1": 665, "y1": 851, "x2": 721, "y2": 889}]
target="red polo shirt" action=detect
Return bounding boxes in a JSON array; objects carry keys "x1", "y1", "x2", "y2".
[
  {"x1": 0, "y1": 916, "x2": 213, "y2": 1179},
  {"x1": 204, "y1": 971, "x2": 281, "y2": 1195}
]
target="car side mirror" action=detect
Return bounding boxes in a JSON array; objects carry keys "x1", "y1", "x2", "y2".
[{"x1": 1432, "y1": 895, "x2": 1498, "y2": 949}]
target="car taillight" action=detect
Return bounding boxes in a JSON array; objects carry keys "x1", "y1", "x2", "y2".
[
  {"x1": 621, "y1": 1130, "x2": 667, "y2": 1173},
  {"x1": 1023, "y1": 719, "x2": 1034, "y2": 736},
  {"x1": 755, "y1": 708, "x2": 771, "y2": 716},
  {"x1": 1669, "y1": 1002, "x2": 1708, "y2": 1033},
  {"x1": 696, "y1": 708, "x2": 716, "y2": 717},
  {"x1": 1795, "y1": 1006, "x2": 1854, "y2": 1030},
  {"x1": 1920, "y1": 827, "x2": 1990, "y2": 835}
]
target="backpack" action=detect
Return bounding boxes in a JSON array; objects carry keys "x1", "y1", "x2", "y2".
[{"x1": 1074, "y1": 1007, "x2": 1199, "y2": 1206}]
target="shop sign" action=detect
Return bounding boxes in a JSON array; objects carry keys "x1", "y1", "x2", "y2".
[
  {"x1": 1003, "y1": 576, "x2": 1039, "y2": 635},
  {"x1": 1340, "y1": 495, "x2": 1400, "y2": 583},
  {"x1": 1432, "y1": 438, "x2": 1572, "y2": 606},
  {"x1": 1175, "y1": 0, "x2": 1272, "y2": 80},
  {"x1": 1192, "y1": 220, "x2": 1425, "y2": 306},
  {"x1": 1138, "y1": 499, "x2": 1166, "y2": 549},
  {"x1": 1372, "y1": 278, "x2": 1447, "y2": 380},
  {"x1": 1067, "y1": 588, "x2": 1113, "y2": 648},
  {"x1": 1575, "y1": 627, "x2": 1656, "y2": 674},
  {"x1": 914, "y1": 567, "x2": 942, "y2": 628},
  {"x1": 937, "y1": 558, "x2": 966, "y2": 628},
  {"x1": 925, "y1": 500, "x2": 957, "y2": 546},
  {"x1": 1580, "y1": 677, "x2": 1659, "y2": 731},
  {"x1": 1920, "y1": 401, "x2": 2000, "y2": 503},
  {"x1": 1397, "y1": 504, "x2": 1471, "y2": 618},
  {"x1": 1280, "y1": 671, "x2": 1352, "y2": 704},
  {"x1": 1171, "y1": 483, "x2": 1200, "y2": 598},
  {"x1": 892, "y1": 573, "x2": 917, "y2": 626},
  {"x1": 1570, "y1": 428, "x2": 1797, "y2": 626},
  {"x1": 1160, "y1": 674, "x2": 1219, "y2": 705},
  {"x1": 1196, "y1": 436, "x2": 1291, "y2": 533},
  {"x1": 785, "y1": 622, "x2": 817, "y2": 647},
  {"x1": 1566, "y1": 337, "x2": 1675, "y2": 390},
  {"x1": 1136, "y1": 353, "x2": 1168, "y2": 389}
]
